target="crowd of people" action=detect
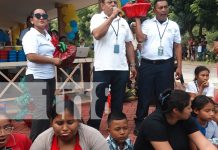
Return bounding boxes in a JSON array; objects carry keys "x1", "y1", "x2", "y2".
[
  {"x1": 1, "y1": 0, "x2": 218, "y2": 150},
  {"x1": 183, "y1": 36, "x2": 208, "y2": 61}
]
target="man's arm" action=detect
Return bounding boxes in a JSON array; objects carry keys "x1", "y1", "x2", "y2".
[
  {"x1": 92, "y1": 8, "x2": 121, "y2": 40},
  {"x1": 174, "y1": 42, "x2": 182, "y2": 80},
  {"x1": 126, "y1": 41, "x2": 137, "y2": 79},
  {"x1": 135, "y1": 18, "x2": 147, "y2": 43}
]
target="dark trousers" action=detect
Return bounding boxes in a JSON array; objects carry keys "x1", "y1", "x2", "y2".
[
  {"x1": 135, "y1": 58, "x2": 174, "y2": 129},
  {"x1": 87, "y1": 70, "x2": 129, "y2": 130},
  {"x1": 25, "y1": 74, "x2": 55, "y2": 141}
]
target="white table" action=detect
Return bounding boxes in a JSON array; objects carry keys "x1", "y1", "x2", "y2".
[{"x1": 0, "y1": 58, "x2": 93, "y2": 102}]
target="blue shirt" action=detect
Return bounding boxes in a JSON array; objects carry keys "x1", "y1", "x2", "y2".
[{"x1": 194, "y1": 117, "x2": 218, "y2": 139}]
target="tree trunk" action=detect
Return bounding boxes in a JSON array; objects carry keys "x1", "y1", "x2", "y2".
[
  {"x1": 199, "y1": 23, "x2": 203, "y2": 37},
  {"x1": 188, "y1": 25, "x2": 194, "y2": 39}
]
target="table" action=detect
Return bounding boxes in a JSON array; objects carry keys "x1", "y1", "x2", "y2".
[{"x1": 0, "y1": 58, "x2": 93, "y2": 102}]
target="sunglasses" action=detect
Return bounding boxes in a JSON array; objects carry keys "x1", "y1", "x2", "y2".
[{"x1": 33, "y1": 13, "x2": 48, "y2": 20}]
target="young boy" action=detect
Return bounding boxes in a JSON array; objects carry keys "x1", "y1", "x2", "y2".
[{"x1": 106, "y1": 112, "x2": 133, "y2": 150}]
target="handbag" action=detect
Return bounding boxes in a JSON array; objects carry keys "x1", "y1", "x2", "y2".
[{"x1": 53, "y1": 42, "x2": 77, "y2": 68}]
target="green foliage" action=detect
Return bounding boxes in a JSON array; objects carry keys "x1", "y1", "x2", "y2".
[
  {"x1": 190, "y1": 0, "x2": 218, "y2": 31},
  {"x1": 205, "y1": 50, "x2": 218, "y2": 63},
  {"x1": 170, "y1": 0, "x2": 218, "y2": 37},
  {"x1": 50, "y1": 18, "x2": 58, "y2": 31},
  {"x1": 77, "y1": 5, "x2": 98, "y2": 46}
]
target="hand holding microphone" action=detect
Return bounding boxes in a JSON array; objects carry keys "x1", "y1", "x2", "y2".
[{"x1": 112, "y1": 7, "x2": 122, "y2": 18}]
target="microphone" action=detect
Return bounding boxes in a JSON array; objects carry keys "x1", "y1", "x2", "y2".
[{"x1": 113, "y1": 7, "x2": 122, "y2": 17}]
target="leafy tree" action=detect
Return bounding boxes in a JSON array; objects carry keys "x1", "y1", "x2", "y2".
[
  {"x1": 170, "y1": 0, "x2": 218, "y2": 37},
  {"x1": 77, "y1": 5, "x2": 98, "y2": 46},
  {"x1": 170, "y1": 0, "x2": 196, "y2": 38},
  {"x1": 190, "y1": 0, "x2": 218, "y2": 36}
]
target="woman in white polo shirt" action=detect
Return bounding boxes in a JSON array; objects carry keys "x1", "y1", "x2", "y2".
[{"x1": 22, "y1": 8, "x2": 61, "y2": 141}]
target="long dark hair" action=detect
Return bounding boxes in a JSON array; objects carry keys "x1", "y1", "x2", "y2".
[
  {"x1": 30, "y1": 8, "x2": 47, "y2": 18},
  {"x1": 50, "y1": 99, "x2": 81, "y2": 121},
  {"x1": 191, "y1": 95, "x2": 215, "y2": 116},
  {"x1": 194, "y1": 66, "x2": 210, "y2": 81},
  {"x1": 160, "y1": 89, "x2": 190, "y2": 114}
]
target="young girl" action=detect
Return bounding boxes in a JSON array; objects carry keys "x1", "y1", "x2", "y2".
[
  {"x1": 186, "y1": 65, "x2": 215, "y2": 101},
  {"x1": 192, "y1": 95, "x2": 218, "y2": 139}
]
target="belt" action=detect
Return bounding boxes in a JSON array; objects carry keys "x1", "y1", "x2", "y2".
[{"x1": 141, "y1": 57, "x2": 173, "y2": 64}]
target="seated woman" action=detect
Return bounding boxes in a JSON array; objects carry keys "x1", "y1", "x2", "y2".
[
  {"x1": 134, "y1": 89, "x2": 216, "y2": 150},
  {"x1": 186, "y1": 66, "x2": 215, "y2": 101},
  {"x1": 30, "y1": 99, "x2": 109, "y2": 150},
  {"x1": 0, "y1": 113, "x2": 32, "y2": 150}
]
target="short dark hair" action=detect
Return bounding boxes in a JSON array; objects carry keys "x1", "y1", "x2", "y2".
[
  {"x1": 194, "y1": 66, "x2": 210, "y2": 80},
  {"x1": 153, "y1": 0, "x2": 168, "y2": 8},
  {"x1": 50, "y1": 98, "x2": 81, "y2": 121},
  {"x1": 192, "y1": 95, "x2": 215, "y2": 115},
  {"x1": 160, "y1": 89, "x2": 190, "y2": 113},
  {"x1": 107, "y1": 112, "x2": 127, "y2": 127}
]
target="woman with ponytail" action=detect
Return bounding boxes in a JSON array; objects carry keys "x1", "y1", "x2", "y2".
[{"x1": 134, "y1": 89, "x2": 216, "y2": 150}]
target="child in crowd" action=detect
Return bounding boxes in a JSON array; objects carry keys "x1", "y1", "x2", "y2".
[
  {"x1": 0, "y1": 113, "x2": 32, "y2": 150},
  {"x1": 213, "y1": 104, "x2": 218, "y2": 125},
  {"x1": 106, "y1": 112, "x2": 133, "y2": 150},
  {"x1": 192, "y1": 95, "x2": 218, "y2": 139},
  {"x1": 186, "y1": 65, "x2": 215, "y2": 101}
]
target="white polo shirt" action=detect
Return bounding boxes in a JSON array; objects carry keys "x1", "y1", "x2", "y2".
[
  {"x1": 90, "y1": 12, "x2": 133, "y2": 71},
  {"x1": 141, "y1": 17, "x2": 181, "y2": 60},
  {"x1": 186, "y1": 81, "x2": 215, "y2": 97},
  {"x1": 22, "y1": 28, "x2": 55, "y2": 79}
]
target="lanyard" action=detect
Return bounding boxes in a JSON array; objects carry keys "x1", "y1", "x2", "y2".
[
  {"x1": 156, "y1": 21, "x2": 168, "y2": 46},
  {"x1": 111, "y1": 20, "x2": 119, "y2": 42}
]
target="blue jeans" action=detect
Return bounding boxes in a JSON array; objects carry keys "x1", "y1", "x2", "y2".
[
  {"x1": 135, "y1": 58, "x2": 174, "y2": 129},
  {"x1": 87, "y1": 70, "x2": 129, "y2": 130}
]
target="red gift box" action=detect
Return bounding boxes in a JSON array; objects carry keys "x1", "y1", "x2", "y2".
[{"x1": 122, "y1": 2, "x2": 151, "y2": 18}]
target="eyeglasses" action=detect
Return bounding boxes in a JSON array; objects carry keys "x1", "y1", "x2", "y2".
[
  {"x1": 0, "y1": 125, "x2": 13, "y2": 134},
  {"x1": 33, "y1": 13, "x2": 48, "y2": 20}
]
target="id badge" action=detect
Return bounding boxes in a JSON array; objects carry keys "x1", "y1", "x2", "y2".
[
  {"x1": 114, "y1": 44, "x2": 120, "y2": 54},
  {"x1": 158, "y1": 46, "x2": 164, "y2": 56}
]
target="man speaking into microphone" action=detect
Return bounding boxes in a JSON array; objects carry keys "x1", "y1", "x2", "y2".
[{"x1": 87, "y1": 0, "x2": 137, "y2": 130}]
